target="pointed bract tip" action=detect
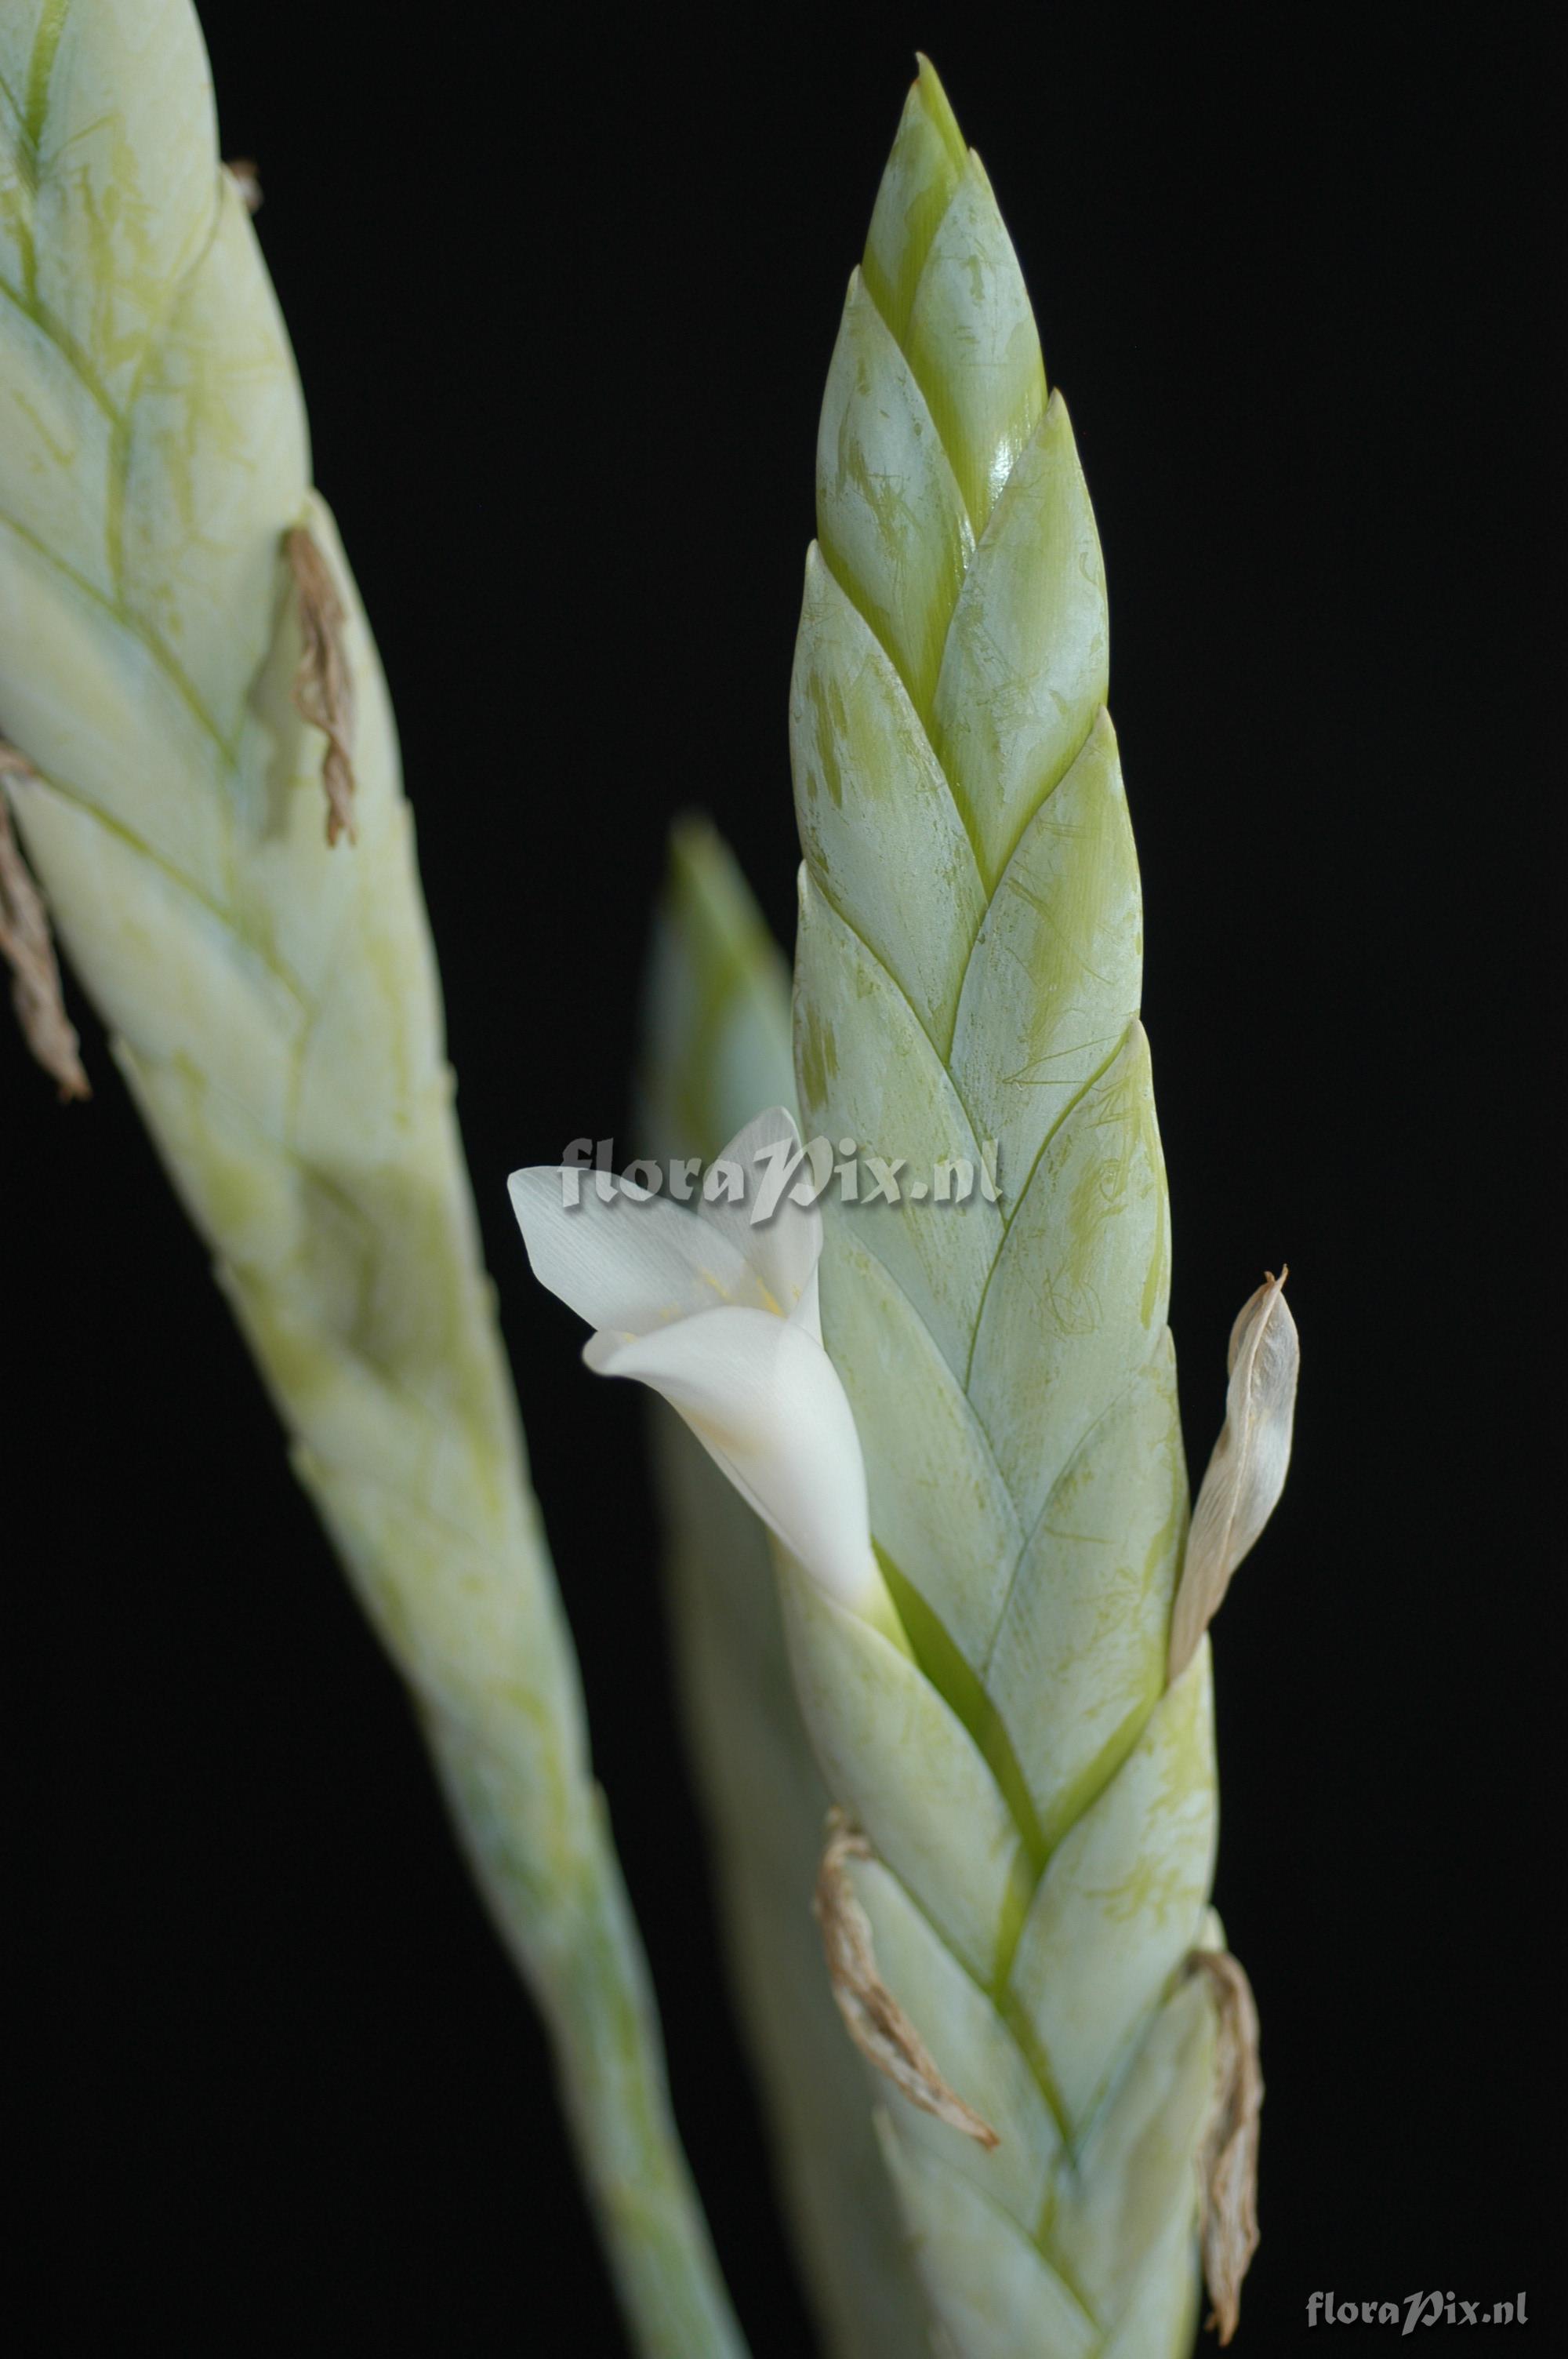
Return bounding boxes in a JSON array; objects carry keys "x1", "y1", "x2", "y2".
[
  {"x1": 667, "y1": 810, "x2": 720, "y2": 874},
  {"x1": 662, "y1": 815, "x2": 773, "y2": 976},
  {"x1": 910, "y1": 53, "x2": 966, "y2": 164}
]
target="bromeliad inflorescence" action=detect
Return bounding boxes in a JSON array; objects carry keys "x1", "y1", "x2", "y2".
[{"x1": 5, "y1": 12, "x2": 1298, "y2": 2352}]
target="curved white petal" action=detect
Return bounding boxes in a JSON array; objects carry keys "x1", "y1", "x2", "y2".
[
  {"x1": 508, "y1": 1165, "x2": 769, "y2": 1338},
  {"x1": 697, "y1": 1105, "x2": 826, "y2": 1327},
  {"x1": 585, "y1": 1305, "x2": 879, "y2": 1612}
]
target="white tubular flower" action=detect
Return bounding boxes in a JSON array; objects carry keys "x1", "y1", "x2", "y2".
[{"x1": 510, "y1": 1108, "x2": 893, "y2": 1628}]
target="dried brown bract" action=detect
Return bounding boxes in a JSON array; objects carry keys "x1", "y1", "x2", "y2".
[
  {"x1": 0, "y1": 747, "x2": 89, "y2": 1100},
  {"x1": 814, "y1": 1811, "x2": 999, "y2": 2149},
  {"x1": 225, "y1": 157, "x2": 263, "y2": 213},
  {"x1": 1169, "y1": 1269, "x2": 1299, "y2": 1679},
  {"x1": 1188, "y1": 1948, "x2": 1263, "y2": 2344},
  {"x1": 287, "y1": 525, "x2": 358, "y2": 846}
]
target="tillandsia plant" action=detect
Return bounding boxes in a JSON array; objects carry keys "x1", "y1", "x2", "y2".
[
  {"x1": 0, "y1": 8, "x2": 742, "y2": 2353},
  {"x1": 515, "y1": 56, "x2": 1299, "y2": 2359}
]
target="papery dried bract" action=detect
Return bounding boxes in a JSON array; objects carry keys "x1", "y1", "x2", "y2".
[
  {"x1": 1169, "y1": 1271, "x2": 1299, "y2": 1679},
  {"x1": 288, "y1": 525, "x2": 358, "y2": 846},
  {"x1": 0, "y1": 750, "x2": 89, "y2": 1100},
  {"x1": 814, "y1": 1812, "x2": 999, "y2": 2150},
  {"x1": 1189, "y1": 1948, "x2": 1264, "y2": 2345}
]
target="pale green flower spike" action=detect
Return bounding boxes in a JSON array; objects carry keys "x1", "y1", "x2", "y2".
[
  {"x1": 638, "y1": 820, "x2": 933, "y2": 2359},
  {"x1": 0, "y1": 9, "x2": 742, "y2": 2354},
  {"x1": 639, "y1": 827, "x2": 1142, "y2": 2359},
  {"x1": 786, "y1": 56, "x2": 1293, "y2": 2354}
]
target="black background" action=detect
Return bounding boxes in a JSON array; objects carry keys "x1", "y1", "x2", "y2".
[{"x1": 9, "y1": 5, "x2": 1561, "y2": 2352}]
